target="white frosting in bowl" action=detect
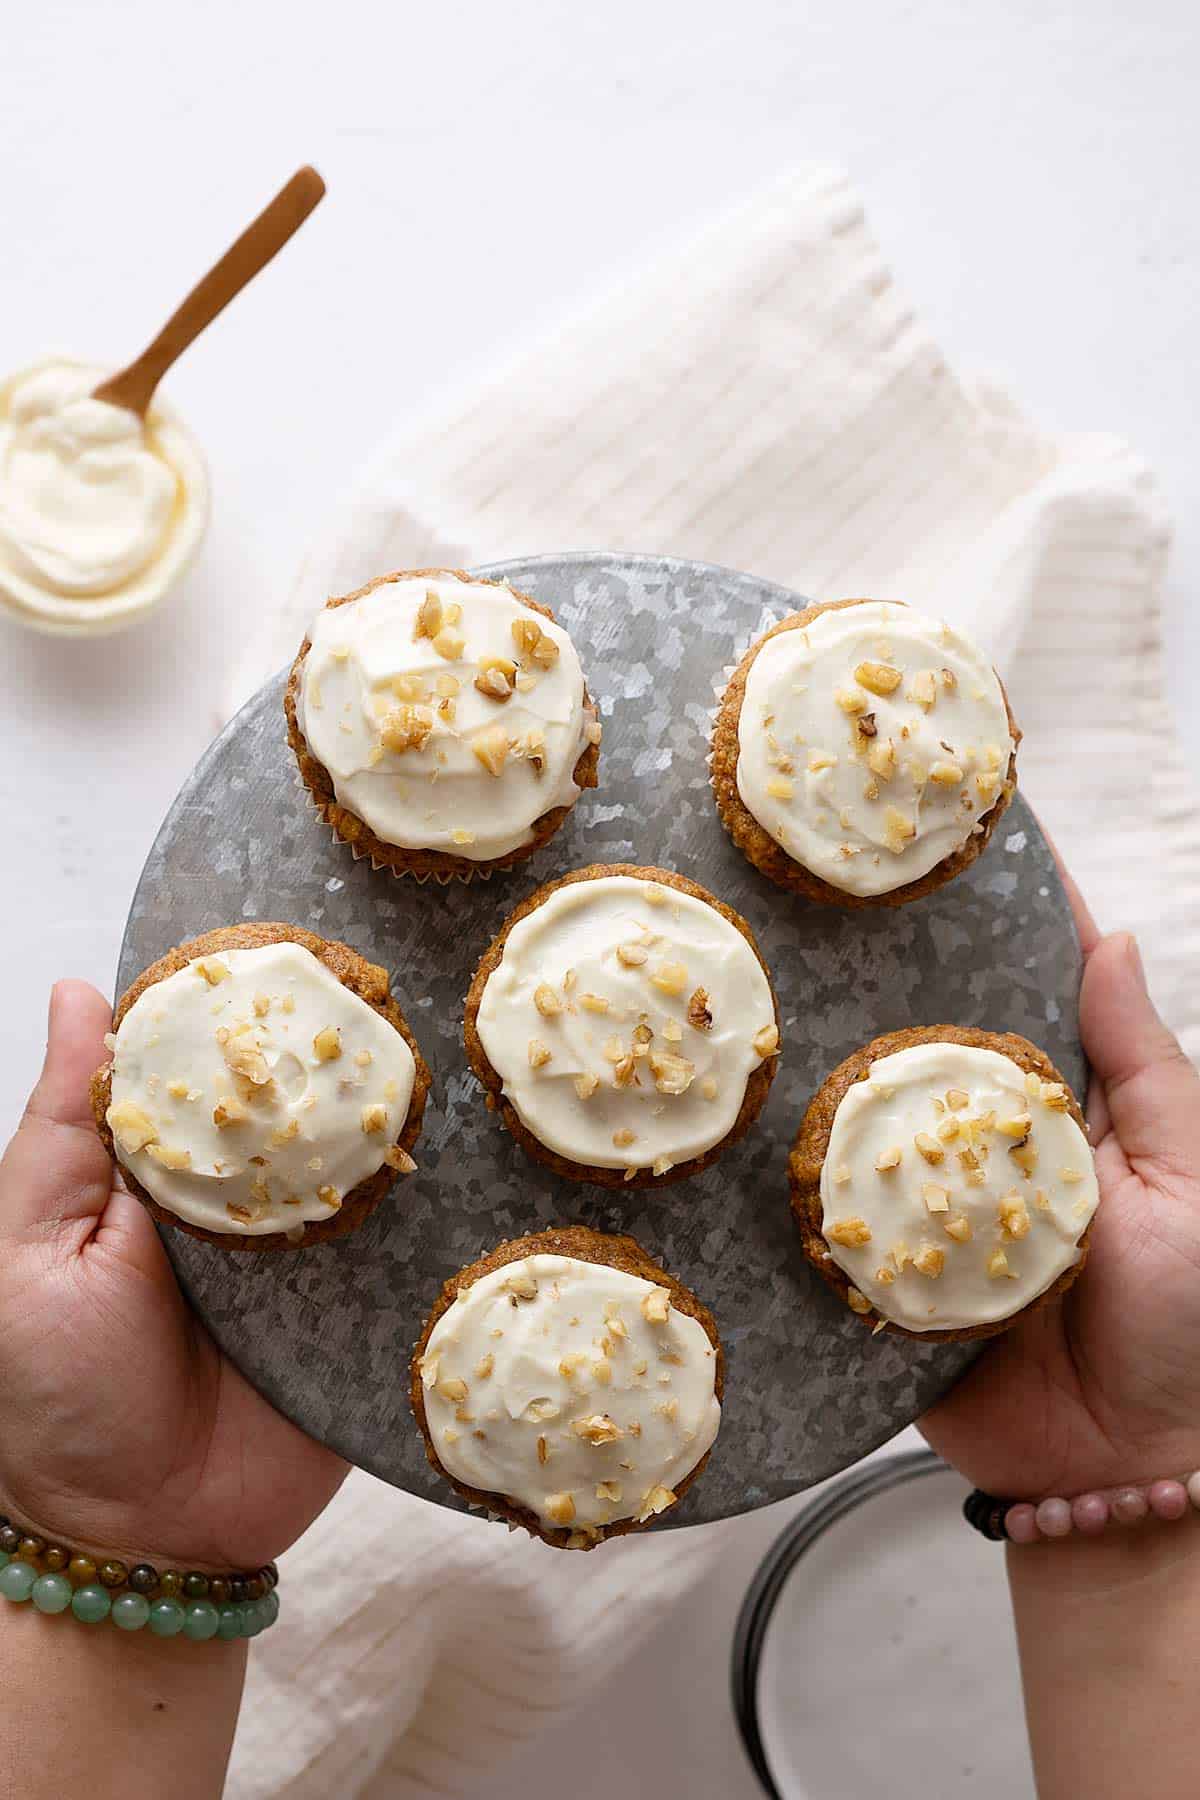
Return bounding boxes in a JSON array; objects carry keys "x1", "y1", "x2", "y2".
[
  {"x1": 474, "y1": 873, "x2": 778, "y2": 1175},
  {"x1": 106, "y1": 942, "x2": 417, "y2": 1237},
  {"x1": 0, "y1": 358, "x2": 209, "y2": 635},
  {"x1": 419, "y1": 1252, "x2": 721, "y2": 1535},
  {"x1": 735, "y1": 601, "x2": 1014, "y2": 897},
  {"x1": 818, "y1": 1042, "x2": 1098, "y2": 1331},
  {"x1": 296, "y1": 574, "x2": 595, "y2": 862}
]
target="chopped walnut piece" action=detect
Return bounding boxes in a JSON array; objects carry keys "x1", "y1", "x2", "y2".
[
  {"x1": 996, "y1": 1113, "x2": 1033, "y2": 1138},
  {"x1": 316, "y1": 1185, "x2": 341, "y2": 1210},
  {"x1": 686, "y1": 988, "x2": 712, "y2": 1031},
  {"x1": 876, "y1": 1264, "x2": 896, "y2": 1286},
  {"x1": 578, "y1": 992, "x2": 610, "y2": 1014},
  {"x1": 146, "y1": 1143, "x2": 191, "y2": 1171},
  {"x1": 1040, "y1": 1083, "x2": 1070, "y2": 1112},
  {"x1": 432, "y1": 627, "x2": 465, "y2": 660},
  {"x1": 533, "y1": 983, "x2": 562, "y2": 1018},
  {"x1": 912, "y1": 1243, "x2": 945, "y2": 1278},
  {"x1": 1010, "y1": 1139, "x2": 1039, "y2": 1176},
  {"x1": 929, "y1": 760, "x2": 963, "y2": 785},
  {"x1": 907, "y1": 669, "x2": 938, "y2": 710},
  {"x1": 649, "y1": 1050, "x2": 695, "y2": 1096},
  {"x1": 883, "y1": 806, "x2": 916, "y2": 853},
  {"x1": 752, "y1": 1023, "x2": 780, "y2": 1059},
  {"x1": 612, "y1": 1128, "x2": 636, "y2": 1148},
  {"x1": 636, "y1": 1485, "x2": 677, "y2": 1522},
  {"x1": 596, "y1": 1481, "x2": 623, "y2": 1503},
  {"x1": 212, "y1": 1095, "x2": 249, "y2": 1129},
  {"x1": 831, "y1": 1163, "x2": 851, "y2": 1183},
  {"x1": 942, "y1": 1213, "x2": 972, "y2": 1243},
  {"x1": 874, "y1": 1146, "x2": 903, "y2": 1172},
  {"x1": 527, "y1": 1039, "x2": 553, "y2": 1070},
  {"x1": 835, "y1": 687, "x2": 869, "y2": 715},
  {"x1": 661, "y1": 1018, "x2": 683, "y2": 1044},
  {"x1": 641, "y1": 1287, "x2": 671, "y2": 1325},
  {"x1": 867, "y1": 738, "x2": 897, "y2": 782},
  {"x1": 313, "y1": 1026, "x2": 342, "y2": 1062},
  {"x1": 384, "y1": 1145, "x2": 417, "y2": 1173},
  {"x1": 827, "y1": 1216, "x2": 873, "y2": 1247},
  {"x1": 1033, "y1": 1187, "x2": 1051, "y2": 1211},
  {"x1": 616, "y1": 942, "x2": 649, "y2": 968},
  {"x1": 593, "y1": 1358, "x2": 613, "y2": 1386},
  {"x1": 649, "y1": 960, "x2": 688, "y2": 997},
  {"x1": 573, "y1": 1073, "x2": 600, "y2": 1100},
  {"x1": 536, "y1": 1436, "x2": 548, "y2": 1465},
  {"x1": 612, "y1": 1055, "x2": 638, "y2": 1090},
  {"x1": 472, "y1": 723, "x2": 510, "y2": 777},
  {"x1": 651, "y1": 1155, "x2": 674, "y2": 1177},
  {"x1": 572, "y1": 1413, "x2": 623, "y2": 1445},
  {"x1": 503, "y1": 1266, "x2": 538, "y2": 1300},
  {"x1": 380, "y1": 702, "x2": 435, "y2": 754},
  {"x1": 914, "y1": 1132, "x2": 944, "y2": 1165},
  {"x1": 941, "y1": 667, "x2": 958, "y2": 691},
  {"x1": 987, "y1": 1246, "x2": 1014, "y2": 1280},
  {"x1": 511, "y1": 616, "x2": 543, "y2": 659},
  {"x1": 195, "y1": 958, "x2": 231, "y2": 986},
  {"x1": 808, "y1": 750, "x2": 838, "y2": 773},
  {"x1": 922, "y1": 1183, "x2": 950, "y2": 1213},
  {"x1": 999, "y1": 1192, "x2": 1031, "y2": 1238},
  {"x1": 1060, "y1": 1166, "x2": 1085, "y2": 1184},
  {"x1": 414, "y1": 589, "x2": 444, "y2": 640},
  {"x1": 390, "y1": 672, "x2": 428, "y2": 704},
  {"x1": 855, "y1": 661, "x2": 903, "y2": 696},
  {"x1": 269, "y1": 1118, "x2": 301, "y2": 1147},
  {"x1": 766, "y1": 776, "x2": 795, "y2": 800},
  {"x1": 847, "y1": 1287, "x2": 872, "y2": 1314},
  {"x1": 936, "y1": 1117, "x2": 961, "y2": 1144},
  {"x1": 360, "y1": 1103, "x2": 388, "y2": 1134},
  {"x1": 945, "y1": 1088, "x2": 970, "y2": 1111}
]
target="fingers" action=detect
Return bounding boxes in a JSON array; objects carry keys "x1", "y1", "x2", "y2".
[
  {"x1": 1079, "y1": 933, "x2": 1199, "y2": 1177},
  {"x1": 0, "y1": 981, "x2": 116, "y2": 1240}
]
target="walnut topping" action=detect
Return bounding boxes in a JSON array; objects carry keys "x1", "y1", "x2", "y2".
[
  {"x1": 641, "y1": 1286, "x2": 671, "y2": 1324},
  {"x1": 572, "y1": 1413, "x2": 623, "y2": 1445},
  {"x1": 269, "y1": 1118, "x2": 301, "y2": 1147},
  {"x1": 355, "y1": 1102, "x2": 386, "y2": 1136},
  {"x1": 384, "y1": 1145, "x2": 417, "y2": 1173},
  {"x1": 936, "y1": 1117, "x2": 961, "y2": 1144},
  {"x1": 1039, "y1": 1083, "x2": 1070, "y2": 1112},
  {"x1": 537, "y1": 1436, "x2": 548, "y2": 1465},
  {"x1": 996, "y1": 1113, "x2": 1032, "y2": 1138},
  {"x1": 527, "y1": 1039, "x2": 553, "y2": 1071},
  {"x1": 503, "y1": 1266, "x2": 538, "y2": 1300},
  {"x1": 146, "y1": 1143, "x2": 191, "y2": 1171},
  {"x1": 912, "y1": 1243, "x2": 945, "y2": 1278},
  {"x1": 212, "y1": 1093, "x2": 250, "y2": 1130},
  {"x1": 987, "y1": 1246, "x2": 1014, "y2": 1280},
  {"x1": 975, "y1": 771, "x2": 1000, "y2": 803},
  {"x1": 1060, "y1": 1166, "x2": 1085, "y2": 1184},
  {"x1": 472, "y1": 724, "x2": 510, "y2": 777},
  {"x1": 867, "y1": 738, "x2": 897, "y2": 781},
  {"x1": 510, "y1": 615, "x2": 560, "y2": 669},
  {"x1": 533, "y1": 983, "x2": 562, "y2": 1017},
  {"x1": 808, "y1": 749, "x2": 838, "y2": 773},
  {"x1": 391, "y1": 672, "x2": 428, "y2": 704},
  {"x1": 662, "y1": 1018, "x2": 683, "y2": 1044},
  {"x1": 649, "y1": 1050, "x2": 695, "y2": 1096},
  {"x1": 942, "y1": 1213, "x2": 972, "y2": 1243},
  {"x1": 914, "y1": 1132, "x2": 944, "y2": 1164},
  {"x1": 835, "y1": 687, "x2": 869, "y2": 715},
  {"x1": 907, "y1": 669, "x2": 937, "y2": 709},
  {"x1": 596, "y1": 1481, "x2": 623, "y2": 1503},
  {"x1": 316, "y1": 1185, "x2": 341, "y2": 1209},
  {"x1": 701, "y1": 1076, "x2": 719, "y2": 1101},
  {"x1": 876, "y1": 1264, "x2": 896, "y2": 1286},
  {"x1": 847, "y1": 1287, "x2": 872, "y2": 1314},
  {"x1": 544, "y1": 1492, "x2": 577, "y2": 1527},
  {"x1": 855, "y1": 660, "x2": 903, "y2": 696},
  {"x1": 874, "y1": 1146, "x2": 903, "y2": 1172},
  {"x1": 593, "y1": 1358, "x2": 613, "y2": 1386},
  {"x1": 281, "y1": 994, "x2": 296, "y2": 1015},
  {"x1": 753, "y1": 1023, "x2": 780, "y2": 1058},
  {"x1": 432, "y1": 627, "x2": 465, "y2": 661},
  {"x1": 1010, "y1": 1139, "x2": 1039, "y2": 1176},
  {"x1": 883, "y1": 806, "x2": 916, "y2": 852},
  {"x1": 766, "y1": 776, "x2": 794, "y2": 800},
  {"x1": 436, "y1": 1374, "x2": 468, "y2": 1404},
  {"x1": 166, "y1": 1080, "x2": 190, "y2": 1100},
  {"x1": 636, "y1": 1485, "x2": 677, "y2": 1522},
  {"x1": 941, "y1": 666, "x2": 958, "y2": 691},
  {"x1": 945, "y1": 1088, "x2": 970, "y2": 1111},
  {"x1": 649, "y1": 961, "x2": 688, "y2": 997},
  {"x1": 651, "y1": 1155, "x2": 674, "y2": 1177},
  {"x1": 313, "y1": 1026, "x2": 341, "y2": 1062},
  {"x1": 1034, "y1": 1187, "x2": 1051, "y2": 1211},
  {"x1": 827, "y1": 1216, "x2": 873, "y2": 1247},
  {"x1": 380, "y1": 703, "x2": 434, "y2": 754},
  {"x1": 578, "y1": 992, "x2": 610, "y2": 1014},
  {"x1": 612, "y1": 1128, "x2": 636, "y2": 1148},
  {"x1": 585, "y1": 718, "x2": 603, "y2": 744},
  {"x1": 474, "y1": 655, "x2": 518, "y2": 702},
  {"x1": 573, "y1": 1073, "x2": 600, "y2": 1100},
  {"x1": 687, "y1": 987, "x2": 712, "y2": 1031},
  {"x1": 999, "y1": 1192, "x2": 1031, "y2": 1238},
  {"x1": 929, "y1": 760, "x2": 963, "y2": 785},
  {"x1": 831, "y1": 1162, "x2": 851, "y2": 1183},
  {"x1": 922, "y1": 1183, "x2": 950, "y2": 1212},
  {"x1": 195, "y1": 957, "x2": 231, "y2": 986},
  {"x1": 414, "y1": 589, "x2": 443, "y2": 640}
]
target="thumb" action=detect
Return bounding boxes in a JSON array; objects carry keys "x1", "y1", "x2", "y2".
[
  {"x1": 0, "y1": 980, "x2": 116, "y2": 1240},
  {"x1": 1079, "y1": 933, "x2": 1199, "y2": 1177}
]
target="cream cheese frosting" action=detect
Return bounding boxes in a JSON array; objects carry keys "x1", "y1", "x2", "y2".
[
  {"x1": 818, "y1": 1043, "x2": 1098, "y2": 1330},
  {"x1": 419, "y1": 1252, "x2": 721, "y2": 1534},
  {"x1": 296, "y1": 575, "x2": 596, "y2": 862},
  {"x1": 0, "y1": 359, "x2": 209, "y2": 635},
  {"x1": 474, "y1": 875, "x2": 779, "y2": 1174},
  {"x1": 735, "y1": 601, "x2": 1014, "y2": 897},
  {"x1": 105, "y1": 942, "x2": 417, "y2": 1237}
]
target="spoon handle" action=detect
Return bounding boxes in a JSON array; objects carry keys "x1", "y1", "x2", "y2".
[{"x1": 93, "y1": 165, "x2": 326, "y2": 417}]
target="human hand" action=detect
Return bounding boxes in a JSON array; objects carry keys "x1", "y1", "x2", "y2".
[
  {"x1": 921, "y1": 875, "x2": 1200, "y2": 1499},
  {"x1": 0, "y1": 980, "x2": 348, "y2": 1569}
]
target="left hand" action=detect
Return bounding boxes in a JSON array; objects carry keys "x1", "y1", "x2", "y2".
[{"x1": 0, "y1": 979, "x2": 348, "y2": 1570}]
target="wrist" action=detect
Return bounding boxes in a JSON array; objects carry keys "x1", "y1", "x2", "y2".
[{"x1": 1007, "y1": 1507, "x2": 1200, "y2": 1597}]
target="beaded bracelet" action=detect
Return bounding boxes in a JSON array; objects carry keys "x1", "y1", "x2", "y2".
[
  {"x1": 965, "y1": 1472, "x2": 1200, "y2": 1543},
  {"x1": 0, "y1": 1514, "x2": 279, "y2": 1640}
]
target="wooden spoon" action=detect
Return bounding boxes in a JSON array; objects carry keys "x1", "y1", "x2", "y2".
[{"x1": 93, "y1": 166, "x2": 326, "y2": 417}]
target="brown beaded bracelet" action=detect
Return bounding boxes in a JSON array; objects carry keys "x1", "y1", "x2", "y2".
[{"x1": 0, "y1": 1516, "x2": 277, "y2": 1601}]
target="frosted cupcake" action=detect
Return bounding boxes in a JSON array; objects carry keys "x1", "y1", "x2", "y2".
[
  {"x1": 463, "y1": 864, "x2": 780, "y2": 1187},
  {"x1": 711, "y1": 599, "x2": 1019, "y2": 906},
  {"x1": 412, "y1": 1227, "x2": 723, "y2": 1548},
  {"x1": 789, "y1": 1026, "x2": 1098, "y2": 1339},
  {"x1": 90, "y1": 924, "x2": 429, "y2": 1251},
  {"x1": 286, "y1": 568, "x2": 601, "y2": 880}
]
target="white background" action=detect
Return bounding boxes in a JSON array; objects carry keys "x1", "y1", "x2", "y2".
[{"x1": 3, "y1": 2, "x2": 1197, "y2": 1791}]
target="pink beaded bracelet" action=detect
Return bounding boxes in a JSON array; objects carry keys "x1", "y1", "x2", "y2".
[{"x1": 964, "y1": 1474, "x2": 1200, "y2": 1543}]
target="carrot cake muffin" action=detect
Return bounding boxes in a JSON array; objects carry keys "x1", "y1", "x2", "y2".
[
  {"x1": 286, "y1": 568, "x2": 601, "y2": 880},
  {"x1": 789, "y1": 1026, "x2": 1098, "y2": 1339},
  {"x1": 464, "y1": 864, "x2": 780, "y2": 1187},
  {"x1": 711, "y1": 598, "x2": 1019, "y2": 906},
  {"x1": 411, "y1": 1226, "x2": 723, "y2": 1548},
  {"x1": 91, "y1": 923, "x2": 429, "y2": 1251}
]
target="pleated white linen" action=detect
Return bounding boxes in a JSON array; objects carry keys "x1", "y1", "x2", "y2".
[{"x1": 225, "y1": 165, "x2": 1197, "y2": 1798}]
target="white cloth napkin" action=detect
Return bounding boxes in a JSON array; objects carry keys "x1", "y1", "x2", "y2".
[{"x1": 225, "y1": 165, "x2": 1199, "y2": 1799}]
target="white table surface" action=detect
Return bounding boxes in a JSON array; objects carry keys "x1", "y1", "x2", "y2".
[{"x1": 4, "y1": 2, "x2": 1198, "y2": 1793}]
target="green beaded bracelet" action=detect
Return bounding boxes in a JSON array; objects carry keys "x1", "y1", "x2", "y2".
[{"x1": 0, "y1": 1514, "x2": 280, "y2": 1644}]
